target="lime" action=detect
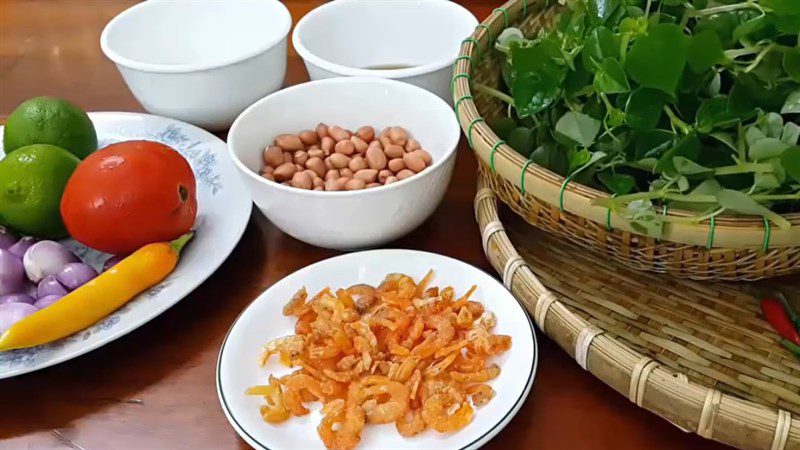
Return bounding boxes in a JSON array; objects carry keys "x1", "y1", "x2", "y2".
[
  {"x1": 0, "y1": 144, "x2": 80, "y2": 238},
  {"x1": 3, "y1": 97, "x2": 97, "y2": 159}
]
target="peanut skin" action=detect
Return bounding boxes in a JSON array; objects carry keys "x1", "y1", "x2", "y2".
[
  {"x1": 275, "y1": 134, "x2": 304, "y2": 151},
  {"x1": 263, "y1": 146, "x2": 284, "y2": 167}
]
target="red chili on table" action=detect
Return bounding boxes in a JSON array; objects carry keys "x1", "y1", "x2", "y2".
[{"x1": 761, "y1": 298, "x2": 800, "y2": 346}]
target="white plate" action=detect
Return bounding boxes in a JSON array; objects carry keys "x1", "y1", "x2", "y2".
[
  {"x1": 0, "y1": 112, "x2": 251, "y2": 378},
  {"x1": 217, "y1": 249, "x2": 537, "y2": 450}
]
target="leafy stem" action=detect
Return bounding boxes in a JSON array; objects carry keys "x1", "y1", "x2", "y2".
[
  {"x1": 664, "y1": 107, "x2": 692, "y2": 135},
  {"x1": 714, "y1": 162, "x2": 775, "y2": 176},
  {"x1": 688, "y1": 1, "x2": 764, "y2": 18},
  {"x1": 474, "y1": 83, "x2": 515, "y2": 106},
  {"x1": 745, "y1": 43, "x2": 775, "y2": 73}
]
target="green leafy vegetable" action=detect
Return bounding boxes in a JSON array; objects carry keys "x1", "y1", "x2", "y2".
[
  {"x1": 480, "y1": 1, "x2": 800, "y2": 238},
  {"x1": 625, "y1": 24, "x2": 689, "y2": 94}
]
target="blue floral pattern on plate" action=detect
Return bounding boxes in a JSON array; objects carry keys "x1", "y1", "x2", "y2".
[{"x1": 0, "y1": 112, "x2": 250, "y2": 376}]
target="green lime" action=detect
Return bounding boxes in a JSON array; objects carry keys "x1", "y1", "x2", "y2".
[
  {"x1": 3, "y1": 97, "x2": 97, "y2": 159},
  {"x1": 0, "y1": 144, "x2": 80, "y2": 238}
]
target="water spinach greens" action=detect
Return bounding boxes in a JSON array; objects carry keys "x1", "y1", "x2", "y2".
[{"x1": 481, "y1": 0, "x2": 800, "y2": 237}]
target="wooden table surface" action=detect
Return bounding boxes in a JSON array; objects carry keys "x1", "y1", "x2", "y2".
[{"x1": 0, "y1": 1, "x2": 730, "y2": 449}]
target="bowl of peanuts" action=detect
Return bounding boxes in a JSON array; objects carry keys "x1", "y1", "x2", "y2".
[{"x1": 227, "y1": 77, "x2": 460, "y2": 250}]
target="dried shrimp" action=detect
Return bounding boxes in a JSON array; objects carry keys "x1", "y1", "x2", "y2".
[{"x1": 247, "y1": 271, "x2": 512, "y2": 450}]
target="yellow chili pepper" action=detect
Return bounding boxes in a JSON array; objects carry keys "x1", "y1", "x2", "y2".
[{"x1": 0, "y1": 232, "x2": 193, "y2": 351}]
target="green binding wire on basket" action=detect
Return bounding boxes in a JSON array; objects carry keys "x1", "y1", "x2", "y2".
[
  {"x1": 461, "y1": 37, "x2": 482, "y2": 60},
  {"x1": 606, "y1": 194, "x2": 617, "y2": 231},
  {"x1": 454, "y1": 94, "x2": 473, "y2": 118},
  {"x1": 451, "y1": 73, "x2": 471, "y2": 97},
  {"x1": 558, "y1": 175, "x2": 574, "y2": 212},
  {"x1": 762, "y1": 218, "x2": 771, "y2": 253},
  {"x1": 493, "y1": 7, "x2": 509, "y2": 28},
  {"x1": 706, "y1": 216, "x2": 716, "y2": 249},
  {"x1": 466, "y1": 117, "x2": 485, "y2": 149},
  {"x1": 475, "y1": 23, "x2": 493, "y2": 43},
  {"x1": 452, "y1": 55, "x2": 474, "y2": 73},
  {"x1": 520, "y1": 158, "x2": 535, "y2": 195},
  {"x1": 489, "y1": 140, "x2": 505, "y2": 172}
]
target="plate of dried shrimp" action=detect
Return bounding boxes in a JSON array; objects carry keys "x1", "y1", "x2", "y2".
[{"x1": 217, "y1": 250, "x2": 537, "y2": 450}]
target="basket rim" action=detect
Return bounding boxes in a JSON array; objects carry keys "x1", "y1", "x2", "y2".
[
  {"x1": 473, "y1": 171, "x2": 800, "y2": 450},
  {"x1": 452, "y1": 0, "x2": 800, "y2": 249}
]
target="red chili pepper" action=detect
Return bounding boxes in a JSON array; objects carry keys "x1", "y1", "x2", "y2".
[{"x1": 761, "y1": 298, "x2": 800, "y2": 346}]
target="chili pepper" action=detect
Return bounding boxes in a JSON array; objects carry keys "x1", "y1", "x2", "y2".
[
  {"x1": 0, "y1": 233, "x2": 193, "y2": 351},
  {"x1": 777, "y1": 292, "x2": 800, "y2": 331},
  {"x1": 761, "y1": 298, "x2": 800, "y2": 346}
]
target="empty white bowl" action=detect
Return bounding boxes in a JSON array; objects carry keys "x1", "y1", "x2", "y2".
[
  {"x1": 101, "y1": 0, "x2": 291, "y2": 131},
  {"x1": 227, "y1": 77, "x2": 461, "y2": 250},
  {"x1": 292, "y1": 0, "x2": 477, "y2": 103}
]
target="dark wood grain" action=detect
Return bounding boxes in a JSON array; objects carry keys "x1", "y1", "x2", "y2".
[{"x1": 0, "y1": 1, "x2": 729, "y2": 449}]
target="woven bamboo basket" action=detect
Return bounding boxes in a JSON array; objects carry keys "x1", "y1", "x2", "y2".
[
  {"x1": 452, "y1": 0, "x2": 800, "y2": 281},
  {"x1": 475, "y1": 171, "x2": 800, "y2": 450}
]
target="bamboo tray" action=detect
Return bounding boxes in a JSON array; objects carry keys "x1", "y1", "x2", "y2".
[{"x1": 474, "y1": 170, "x2": 800, "y2": 450}]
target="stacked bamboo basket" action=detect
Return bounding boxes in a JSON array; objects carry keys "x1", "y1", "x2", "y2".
[{"x1": 453, "y1": 0, "x2": 800, "y2": 449}]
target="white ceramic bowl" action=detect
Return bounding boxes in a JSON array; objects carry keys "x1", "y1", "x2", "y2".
[
  {"x1": 292, "y1": 0, "x2": 477, "y2": 104},
  {"x1": 227, "y1": 77, "x2": 460, "y2": 250},
  {"x1": 101, "y1": 0, "x2": 291, "y2": 131}
]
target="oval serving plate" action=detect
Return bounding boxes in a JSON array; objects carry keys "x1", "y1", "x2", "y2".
[
  {"x1": 217, "y1": 249, "x2": 537, "y2": 450},
  {"x1": 0, "y1": 112, "x2": 251, "y2": 378}
]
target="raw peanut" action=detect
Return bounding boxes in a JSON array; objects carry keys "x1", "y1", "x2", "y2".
[
  {"x1": 313, "y1": 177, "x2": 324, "y2": 189},
  {"x1": 316, "y1": 123, "x2": 329, "y2": 140},
  {"x1": 340, "y1": 168, "x2": 354, "y2": 177},
  {"x1": 325, "y1": 170, "x2": 339, "y2": 181},
  {"x1": 396, "y1": 169, "x2": 415, "y2": 180},
  {"x1": 281, "y1": 181, "x2": 291, "y2": 186},
  {"x1": 354, "y1": 169, "x2": 378, "y2": 183},
  {"x1": 308, "y1": 148, "x2": 325, "y2": 159},
  {"x1": 345, "y1": 178, "x2": 367, "y2": 190},
  {"x1": 283, "y1": 152, "x2": 294, "y2": 164},
  {"x1": 328, "y1": 126, "x2": 350, "y2": 142},
  {"x1": 295, "y1": 163, "x2": 304, "y2": 172},
  {"x1": 274, "y1": 162, "x2": 298, "y2": 181},
  {"x1": 356, "y1": 126, "x2": 375, "y2": 143},
  {"x1": 305, "y1": 157, "x2": 326, "y2": 178},
  {"x1": 415, "y1": 149, "x2": 433, "y2": 165},
  {"x1": 379, "y1": 134, "x2": 393, "y2": 149},
  {"x1": 405, "y1": 139, "x2": 421, "y2": 152},
  {"x1": 384, "y1": 144, "x2": 405, "y2": 159},
  {"x1": 366, "y1": 182, "x2": 382, "y2": 188},
  {"x1": 329, "y1": 153, "x2": 351, "y2": 169},
  {"x1": 291, "y1": 171, "x2": 313, "y2": 189},
  {"x1": 334, "y1": 177, "x2": 350, "y2": 190},
  {"x1": 324, "y1": 157, "x2": 334, "y2": 170},
  {"x1": 403, "y1": 151, "x2": 426, "y2": 172},
  {"x1": 261, "y1": 172, "x2": 275, "y2": 181},
  {"x1": 388, "y1": 158, "x2": 406, "y2": 172},
  {"x1": 275, "y1": 134, "x2": 304, "y2": 151},
  {"x1": 378, "y1": 169, "x2": 393, "y2": 183},
  {"x1": 325, "y1": 177, "x2": 341, "y2": 191},
  {"x1": 263, "y1": 146, "x2": 284, "y2": 167},
  {"x1": 384, "y1": 176, "x2": 399, "y2": 185},
  {"x1": 365, "y1": 146, "x2": 388, "y2": 170},
  {"x1": 335, "y1": 140, "x2": 356, "y2": 156},
  {"x1": 293, "y1": 150, "x2": 309, "y2": 166},
  {"x1": 349, "y1": 155, "x2": 368, "y2": 172},
  {"x1": 368, "y1": 140, "x2": 383, "y2": 151},
  {"x1": 304, "y1": 169, "x2": 318, "y2": 180},
  {"x1": 313, "y1": 187, "x2": 324, "y2": 191},
  {"x1": 321, "y1": 136, "x2": 335, "y2": 155},
  {"x1": 351, "y1": 136, "x2": 369, "y2": 154},
  {"x1": 388, "y1": 127, "x2": 408, "y2": 146},
  {"x1": 299, "y1": 130, "x2": 318, "y2": 146},
  {"x1": 262, "y1": 165, "x2": 274, "y2": 174}
]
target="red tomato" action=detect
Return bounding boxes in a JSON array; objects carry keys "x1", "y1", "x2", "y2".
[{"x1": 60, "y1": 140, "x2": 197, "y2": 254}]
